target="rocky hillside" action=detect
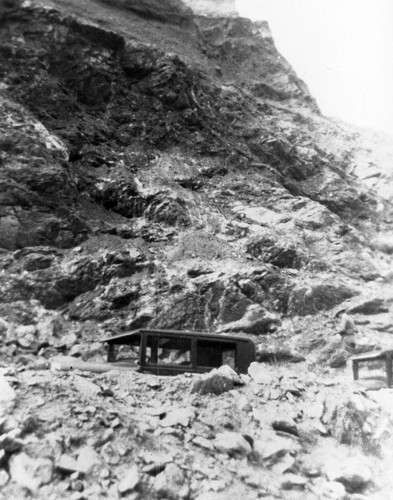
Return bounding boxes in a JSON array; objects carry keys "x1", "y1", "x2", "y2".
[{"x1": 1, "y1": 0, "x2": 393, "y2": 498}]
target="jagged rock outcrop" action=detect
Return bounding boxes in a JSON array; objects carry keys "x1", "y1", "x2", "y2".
[
  {"x1": 1, "y1": 1, "x2": 393, "y2": 496},
  {"x1": 183, "y1": 0, "x2": 238, "y2": 17},
  {"x1": 0, "y1": 0, "x2": 388, "y2": 340}
]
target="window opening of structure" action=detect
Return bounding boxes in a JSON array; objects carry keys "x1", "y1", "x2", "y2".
[
  {"x1": 146, "y1": 335, "x2": 192, "y2": 366},
  {"x1": 196, "y1": 339, "x2": 236, "y2": 368}
]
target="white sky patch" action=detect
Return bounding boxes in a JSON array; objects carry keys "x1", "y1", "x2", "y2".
[{"x1": 237, "y1": 0, "x2": 393, "y2": 134}]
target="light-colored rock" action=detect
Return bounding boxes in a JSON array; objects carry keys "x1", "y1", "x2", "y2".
[
  {"x1": 191, "y1": 364, "x2": 243, "y2": 395},
  {"x1": 192, "y1": 436, "x2": 214, "y2": 450},
  {"x1": 237, "y1": 395, "x2": 251, "y2": 411},
  {"x1": 56, "y1": 454, "x2": 82, "y2": 474},
  {"x1": 77, "y1": 445, "x2": 99, "y2": 474},
  {"x1": 71, "y1": 375, "x2": 101, "y2": 398},
  {"x1": 154, "y1": 463, "x2": 187, "y2": 498},
  {"x1": 247, "y1": 362, "x2": 274, "y2": 384},
  {"x1": 221, "y1": 305, "x2": 279, "y2": 334},
  {"x1": 139, "y1": 451, "x2": 173, "y2": 475},
  {"x1": 101, "y1": 442, "x2": 120, "y2": 465},
  {"x1": 0, "y1": 318, "x2": 10, "y2": 335},
  {"x1": 118, "y1": 465, "x2": 140, "y2": 494},
  {"x1": 271, "y1": 453, "x2": 295, "y2": 475},
  {"x1": 325, "y1": 459, "x2": 373, "y2": 493},
  {"x1": 0, "y1": 469, "x2": 9, "y2": 487},
  {"x1": 9, "y1": 453, "x2": 53, "y2": 492},
  {"x1": 15, "y1": 324, "x2": 36, "y2": 337},
  {"x1": 213, "y1": 432, "x2": 252, "y2": 457},
  {"x1": 0, "y1": 374, "x2": 16, "y2": 418},
  {"x1": 272, "y1": 419, "x2": 299, "y2": 437},
  {"x1": 312, "y1": 480, "x2": 347, "y2": 500},
  {"x1": 322, "y1": 392, "x2": 393, "y2": 455},
  {"x1": 281, "y1": 473, "x2": 307, "y2": 490},
  {"x1": 254, "y1": 435, "x2": 299, "y2": 461},
  {"x1": 182, "y1": 0, "x2": 238, "y2": 17},
  {"x1": 54, "y1": 332, "x2": 77, "y2": 348},
  {"x1": 215, "y1": 365, "x2": 241, "y2": 383},
  {"x1": 160, "y1": 407, "x2": 194, "y2": 428}
]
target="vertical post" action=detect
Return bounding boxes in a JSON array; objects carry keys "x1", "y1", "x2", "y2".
[
  {"x1": 352, "y1": 359, "x2": 359, "y2": 381},
  {"x1": 191, "y1": 338, "x2": 197, "y2": 370},
  {"x1": 107, "y1": 343, "x2": 115, "y2": 362},
  {"x1": 386, "y1": 352, "x2": 393, "y2": 388},
  {"x1": 140, "y1": 334, "x2": 146, "y2": 373}
]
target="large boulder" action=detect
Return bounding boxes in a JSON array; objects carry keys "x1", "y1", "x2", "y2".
[
  {"x1": 321, "y1": 392, "x2": 393, "y2": 456},
  {"x1": 288, "y1": 280, "x2": 357, "y2": 316}
]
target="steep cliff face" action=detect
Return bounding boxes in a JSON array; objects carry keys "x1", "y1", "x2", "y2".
[
  {"x1": 1, "y1": 1, "x2": 393, "y2": 497},
  {"x1": 0, "y1": 0, "x2": 387, "y2": 335}
]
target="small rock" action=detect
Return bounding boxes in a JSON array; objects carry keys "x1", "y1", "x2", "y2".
[
  {"x1": 0, "y1": 374, "x2": 16, "y2": 418},
  {"x1": 281, "y1": 473, "x2": 307, "y2": 490},
  {"x1": 56, "y1": 454, "x2": 82, "y2": 474},
  {"x1": 271, "y1": 453, "x2": 295, "y2": 475},
  {"x1": 302, "y1": 465, "x2": 321, "y2": 478},
  {"x1": 0, "y1": 469, "x2": 9, "y2": 487},
  {"x1": 71, "y1": 479, "x2": 85, "y2": 492},
  {"x1": 215, "y1": 365, "x2": 242, "y2": 383},
  {"x1": 71, "y1": 375, "x2": 101, "y2": 398},
  {"x1": 0, "y1": 318, "x2": 10, "y2": 335},
  {"x1": 191, "y1": 374, "x2": 233, "y2": 395},
  {"x1": 254, "y1": 435, "x2": 299, "y2": 462},
  {"x1": 154, "y1": 463, "x2": 187, "y2": 498},
  {"x1": 238, "y1": 395, "x2": 252, "y2": 412},
  {"x1": 0, "y1": 427, "x2": 23, "y2": 453},
  {"x1": 213, "y1": 432, "x2": 252, "y2": 457},
  {"x1": 55, "y1": 333, "x2": 78, "y2": 348},
  {"x1": 247, "y1": 362, "x2": 274, "y2": 384},
  {"x1": 321, "y1": 393, "x2": 387, "y2": 455},
  {"x1": 267, "y1": 388, "x2": 281, "y2": 400},
  {"x1": 272, "y1": 419, "x2": 299, "y2": 437},
  {"x1": 326, "y1": 460, "x2": 372, "y2": 493},
  {"x1": 192, "y1": 436, "x2": 214, "y2": 450},
  {"x1": 9, "y1": 452, "x2": 53, "y2": 492},
  {"x1": 139, "y1": 451, "x2": 173, "y2": 474},
  {"x1": 101, "y1": 442, "x2": 120, "y2": 465},
  {"x1": 147, "y1": 379, "x2": 161, "y2": 389},
  {"x1": 142, "y1": 462, "x2": 168, "y2": 475},
  {"x1": 94, "y1": 428, "x2": 114, "y2": 447},
  {"x1": 313, "y1": 480, "x2": 347, "y2": 500},
  {"x1": 144, "y1": 406, "x2": 167, "y2": 417},
  {"x1": 118, "y1": 465, "x2": 140, "y2": 495},
  {"x1": 337, "y1": 313, "x2": 356, "y2": 336},
  {"x1": 15, "y1": 324, "x2": 36, "y2": 337},
  {"x1": 256, "y1": 349, "x2": 305, "y2": 363},
  {"x1": 160, "y1": 408, "x2": 194, "y2": 428},
  {"x1": 77, "y1": 446, "x2": 99, "y2": 474},
  {"x1": 69, "y1": 344, "x2": 84, "y2": 357}
]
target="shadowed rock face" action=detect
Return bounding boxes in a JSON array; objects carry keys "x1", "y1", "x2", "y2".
[
  {"x1": 0, "y1": 0, "x2": 390, "y2": 345},
  {"x1": 100, "y1": 0, "x2": 194, "y2": 26}
]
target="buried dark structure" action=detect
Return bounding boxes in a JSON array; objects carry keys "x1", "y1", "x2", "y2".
[{"x1": 102, "y1": 329, "x2": 256, "y2": 375}]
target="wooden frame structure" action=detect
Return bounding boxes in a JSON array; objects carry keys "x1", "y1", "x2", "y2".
[
  {"x1": 102, "y1": 328, "x2": 256, "y2": 375},
  {"x1": 350, "y1": 350, "x2": 393, "y2": 387}
]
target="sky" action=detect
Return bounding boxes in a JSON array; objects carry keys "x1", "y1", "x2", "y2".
[{"x1": 237, "y1": 0, "x2": 393, "y2": 134}]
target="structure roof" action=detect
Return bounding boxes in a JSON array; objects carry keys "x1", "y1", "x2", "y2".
[{"x1": 101, "y1": 328, "x2": 253, "y2": 344}]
